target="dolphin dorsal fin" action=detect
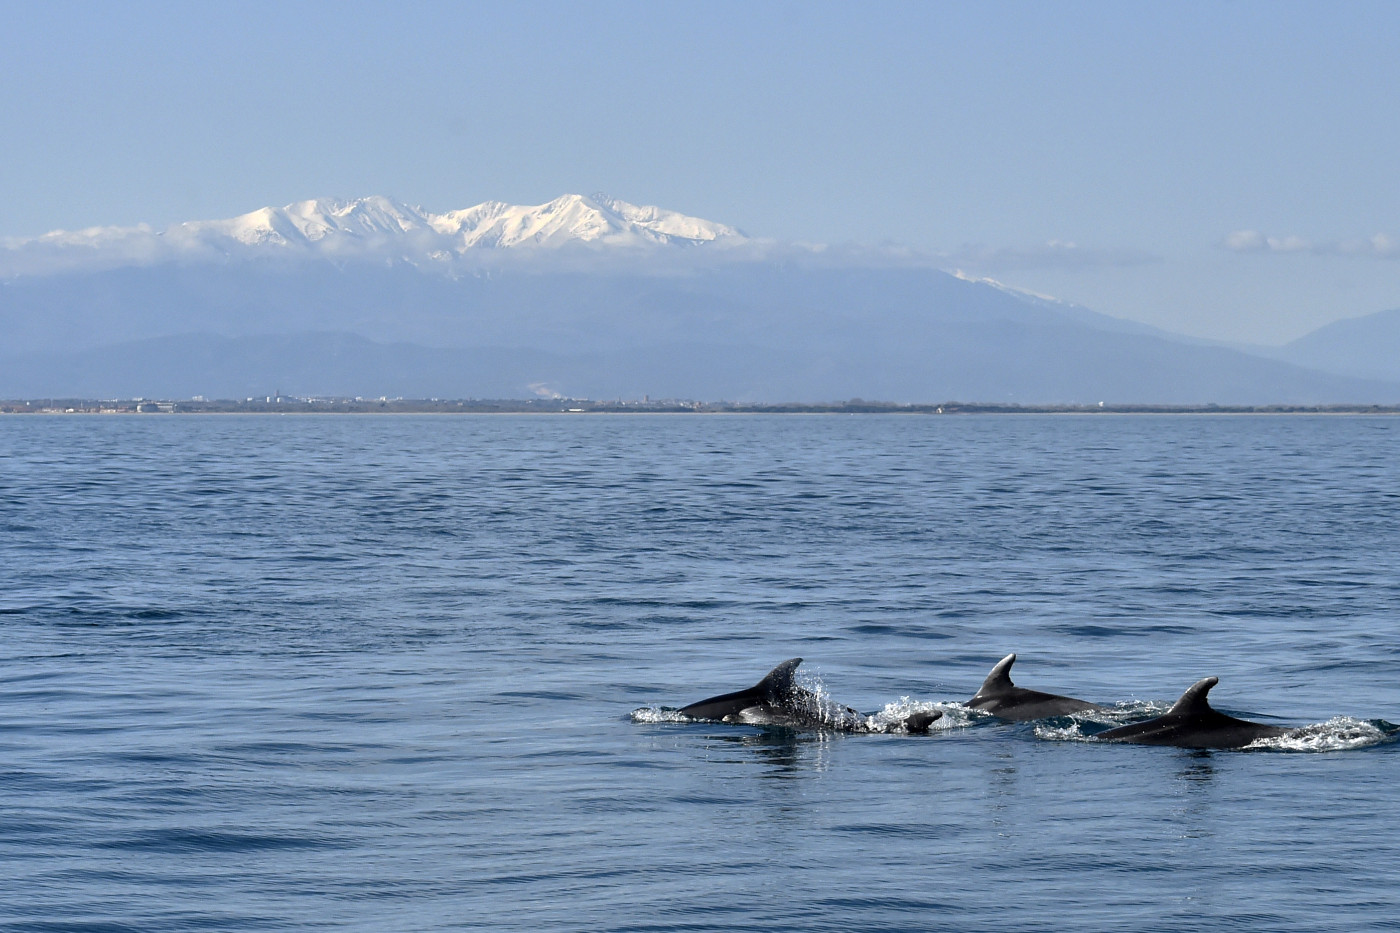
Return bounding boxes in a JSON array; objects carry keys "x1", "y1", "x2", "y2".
[
  {"x1": 1168, "y1": 677, "x2": 1219, "y2": 716},
  {"x1": 977, "y1": 653, "x2": 1017, "y2": 697},
  {"x1": 756, "y1": 658, "x2": 803, "y2": 701}
]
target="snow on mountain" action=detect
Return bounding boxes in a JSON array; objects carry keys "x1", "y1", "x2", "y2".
[
  {"x1": 434, "y1": 194, "x2": 742, "y2": 249},
  {"x1": 5, "y1": 202, "x2": 1399, "y2": 403},
  {"x1": 1, "y1": 194, "x2": 747, "y2": 276},
  {"x1": 179, "y1": 195, "x2": 435, "y2": 247}
]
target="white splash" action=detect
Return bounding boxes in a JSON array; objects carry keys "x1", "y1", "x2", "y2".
[
  {"x1": 1033, "y1": 702, "x2": 1165, "y2": 741},
  {"x1": 868, "y1": 698, "x2": 963, "y2": 733},
  {"x1": 629, "y1": 706, "x2": 691, "y2": 724},
  {"x1": 1034, "y1": 721, "x2": 1090, "y2": 742},
  {"x1": 791, "y1": 667, "x2": 866, "y2": 730},
  {"x1": 1250, "y1": 717, "x2": 1392, "y2": 753}
]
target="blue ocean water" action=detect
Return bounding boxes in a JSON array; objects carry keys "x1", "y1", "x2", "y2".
[{"x1": 1, "y1": 413, "x2": 1397, "y2": 932}]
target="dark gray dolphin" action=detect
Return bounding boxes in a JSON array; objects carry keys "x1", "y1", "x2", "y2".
[
  {"x1": 967, "y1": 653, "x2": 1104, "y2": 721},
  {"x1": 677, "y1": 658, "x2": 941, "y2": 734},
  {"x1": 1094, "y1": 677, "x2": 1292, "y2": 748}
]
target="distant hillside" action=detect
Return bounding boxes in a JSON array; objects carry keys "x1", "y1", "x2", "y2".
[
  {"x1": 1273, "y1": 308, "x2": 1400, "y2": 383},
  {"x1": 2, "y1": 290, "x2": 1395, "y2": 404}
]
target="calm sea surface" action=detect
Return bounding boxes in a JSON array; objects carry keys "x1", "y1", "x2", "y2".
[{"x1": 1, "y1": 413, "x2": 1397, "y2": 932}]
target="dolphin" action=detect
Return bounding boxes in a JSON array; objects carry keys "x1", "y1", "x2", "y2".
[
  {"x1": 966, "y1": 653, "x2": 1104, "y2": 721},
  {"x1": 677, "y1": 658, "x2": 941, "y2": 734},
  {"x1": 1094, "y1": 677, "x2": 1293, "y2": 748}
]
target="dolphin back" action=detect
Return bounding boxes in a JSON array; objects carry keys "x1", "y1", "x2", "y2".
[
  {"x1": 969, "y1": 653, "x2": 1018, "y2": 703},
  {"x1": 678, "y1": 658, "x2": 803, "y2": 721},
  {"x1": 967, "y1": 653, "x2": 1101, "y2": 719},
  {"x1": 1096, "y1": 676, "x2": 1292, "y2": 748},
  {"x1": 1167, "y1": 676, "x2": 1219, "y2": 716}
]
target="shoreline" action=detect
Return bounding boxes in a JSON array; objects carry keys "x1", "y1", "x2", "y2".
[{"x1": 4, "y1": 398, "x2": 1399, "y2": 416}]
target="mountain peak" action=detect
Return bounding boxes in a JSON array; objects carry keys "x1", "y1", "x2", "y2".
[
  {"x1": 434, "y1": 194, "x2": 743, "y2": 249},
  {"x1": 3, "y1": 194, "x2": 747, "y2": 276},
  {"x1": 176, "y1": 196, "x2": 433, "y2": 247}
]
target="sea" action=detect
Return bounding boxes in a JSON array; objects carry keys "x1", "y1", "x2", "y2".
[{"x1": 1, "y1": 412, "x2": 1397, "y2": 932}]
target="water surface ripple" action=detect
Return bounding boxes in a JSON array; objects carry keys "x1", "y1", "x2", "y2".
[{"x1": 1, "y1": 414, "x2": 1397, "y2": 931}]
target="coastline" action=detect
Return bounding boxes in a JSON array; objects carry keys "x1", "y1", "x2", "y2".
[{"x1": 4, "y1": 398, "x2": 1399, "y2": 416}]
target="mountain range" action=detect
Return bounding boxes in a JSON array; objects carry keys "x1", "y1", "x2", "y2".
[
  {"x1": 2, "y1": 194, "x2": 1396, "y2": 403},
  {"x1": 0, "y1": 194, "x2": 745, "y2": 278}
]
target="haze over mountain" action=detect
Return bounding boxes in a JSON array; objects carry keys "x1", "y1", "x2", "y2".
[
  {"x1": 1269, "y1": 308, "x2": 1400, "y2": 384},
  {"x1": 2, "y1": 195, "x2": 1395, "y2": 404}
]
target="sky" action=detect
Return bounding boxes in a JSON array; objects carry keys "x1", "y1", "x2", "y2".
[{"x1": 3, "y1": 0, "x2": 1397, "y2": 345}]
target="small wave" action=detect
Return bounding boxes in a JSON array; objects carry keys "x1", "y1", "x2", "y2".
[
  {"x1": 1252, "y1": 717, "x2": 1395, "y2": 752},
  {"x1": 1077, "y1": 701, "x2": 1166, "y2": 726},
  {"x1": 97, "y1": 828, "x2": 333, "y2": 853},
  {"x1": 1034, "y1": 721, "x2": 1091, "y2": 742},
  {"x1": 630, "y1": 706, "x2": 691, "y2": 724},
  {"x1": 1108, "y1": 699, "x2": 1172, "y2": 717},
  {"x1": 1032, "y1": 704, "x2": 1164, "y2": 741}
]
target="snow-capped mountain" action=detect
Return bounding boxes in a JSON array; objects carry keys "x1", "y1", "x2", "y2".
[
  {"x1": 433, "y1": 194, "x2": 742, "y2": 249},
  {"x1": 178, "y1": 195, "x2": 434, "y2": 247},
  {"x1": 4, "y1": 192, "x2": 1398, "y2": 404},
  {"x1": 1, "y1": 194, "x2": 747, "y2": 276}
]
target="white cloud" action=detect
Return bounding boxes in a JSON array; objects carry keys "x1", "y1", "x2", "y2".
[
  {"x1": 1222, "y1": 230, "x2": 1313, "y2": 252},
  {"x1": 1267, "y1": 234, "x2": 1312, "y2": 252},
  {"x1": 1335, "y1": 233, "x2": 1400, "y2": 258},
  {"x1": 1223, "y1": 229, "x2": 1398, "y2": 258},
  {"x1": 1223, "y1": 229, "x2": 1266, "y2": 252}
]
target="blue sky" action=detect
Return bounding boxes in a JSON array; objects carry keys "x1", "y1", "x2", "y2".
[{"x1": 4, "y1": 1, "x2": 1397, "y2": 344}]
